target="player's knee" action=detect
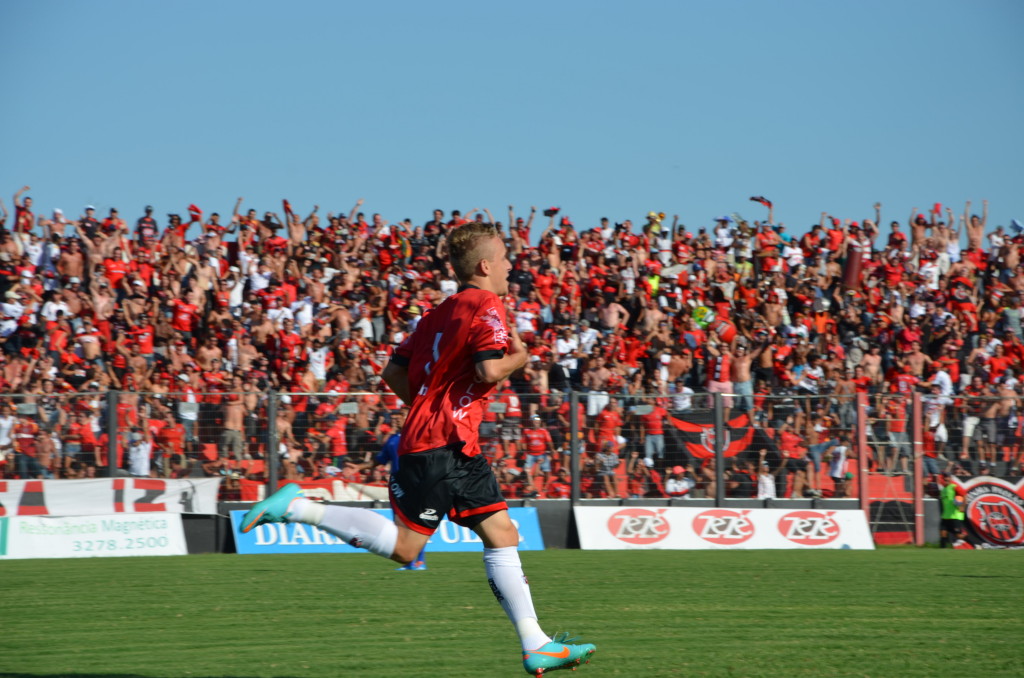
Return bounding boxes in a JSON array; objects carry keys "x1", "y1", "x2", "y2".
[
  {"x1": 487, "y1": 521, "x2": 520, "y2": 549},
  {"x1": 392, "y1": 542, "x2": 421, "y2": 564}
]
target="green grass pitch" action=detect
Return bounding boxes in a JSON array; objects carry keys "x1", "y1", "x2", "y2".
[{"x1": 1, "y1": 549, "x2": 1022, "y2": 677}]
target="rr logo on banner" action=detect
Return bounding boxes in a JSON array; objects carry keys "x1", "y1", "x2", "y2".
[
  {"x1": 692, "y1": 509, "x2": 755, "y2": 545},
  {"x1": 607, "y1": 509, "x2": 670, "y2": 545},
  {"x1": 777, "y1": 511, "x2": 841, "y2": 546}
]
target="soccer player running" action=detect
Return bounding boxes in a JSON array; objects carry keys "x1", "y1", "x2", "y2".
[{"x1": 241, "y1": 222, "x2": 595, "y2": 676}]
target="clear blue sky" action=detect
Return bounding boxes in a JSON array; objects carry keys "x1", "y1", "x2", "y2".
[{"x1": 2, "y1": 0, "x2": 1021, "y2": 240}]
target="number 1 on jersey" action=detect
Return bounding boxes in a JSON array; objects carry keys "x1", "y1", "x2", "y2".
[{"x1": 423, "y1": 332, "x2": 443, "y2": 375}]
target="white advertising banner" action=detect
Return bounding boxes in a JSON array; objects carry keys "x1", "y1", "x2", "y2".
[
  {"x1": 0, "y1": 513, "x2": 188, "y2": 559},
  {"x1": 0, "y1": 478, "x2": 221, "y2": 517},
  {"x1": 574, "y1": 506, "x2": 875, "y2": 550}
]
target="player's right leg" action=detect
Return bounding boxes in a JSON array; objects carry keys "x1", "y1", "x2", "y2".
[{"x1": 239, "y1": 483, "x2": 404, "y2": 560}]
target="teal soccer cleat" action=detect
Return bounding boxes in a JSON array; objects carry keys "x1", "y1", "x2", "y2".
[
  {"x1": 522, "y1": 633, "x2": 596, "y2": 676},
  {"x1": 240, "y1": 483, "x2": 304, "y2": 533},
  {"x1": 395, "y1": 561, "x2": 428, "y2": 571}
]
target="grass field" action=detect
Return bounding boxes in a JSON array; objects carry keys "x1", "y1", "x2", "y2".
[{"x1": 1, "y1": 549, "x2": 1022, "y2": 678}]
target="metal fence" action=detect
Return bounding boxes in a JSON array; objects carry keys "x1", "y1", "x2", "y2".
[{"x1": 3, "y1": 387, "x2": 1017, "y2": 545}]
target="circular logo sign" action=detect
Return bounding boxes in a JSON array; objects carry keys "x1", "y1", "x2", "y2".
[
  {"x1": 692, "y1": 509, "x2": 755, "y2": 545},
  {"x1": 699, "y1": 427, "x2": 730, "y2": 455},
  {"x1": 607, "y1": 509, "x2": 670, "y2": 545},
  {"x1": 777, "y1": 510, "x2": 840, "y2": 545},
  {"x1": 966, "y1": 491, "x2": 1024, "y2": 546}
]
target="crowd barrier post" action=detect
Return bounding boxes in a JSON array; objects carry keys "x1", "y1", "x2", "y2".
[
  {"x1": 105, "y1": 390, "x2": 118, "y2": 479},
  {"x1": 713, "y1": 392, "x2": 725, "y2": 506},
  {"x1": 266, "y1": 390, "x2": 279, "y2": 494},
  {"x1": 856, "y1": 392, "x2": 869, "y2": 516},
  {"x1": 911, "y1": 391, "x2": 924, "y2": 546},
  {"x1": 569, "y1": 390, "x2": 580, "y2": 503}
]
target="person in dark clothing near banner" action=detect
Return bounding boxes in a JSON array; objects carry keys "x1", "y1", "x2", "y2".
[{"x1": 939, "y1": 472, "x2": 966, "y2": 548}]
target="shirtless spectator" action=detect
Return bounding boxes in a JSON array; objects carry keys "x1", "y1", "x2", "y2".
[
  {"x1": 977, "y1": 385, "x2": 1001, "y2": 469},
  {"x1": 964, "y1": 200, "x2": 987, "y2": 251},
  {"x1": 730, "y1": 339, "x2": 767, "y2": 414},
  {"x1": 860, "y1": 344, "x2": 884, "y2": 390},
  {"x1": 597, "y1": 297, "x2": 629, "y2": 335},
  {"x1": 582, "y1": 353, "x2": 613, "y2": 420},
  {"x1": 995, "y1": 381, "x2": 1021, "y2": 470},
  {"x1": 221, "y1": 375, "x2": 248, "y2": 462},
  {"x1": 902, "y1": 341, "x2": 932, "y2": 378}
]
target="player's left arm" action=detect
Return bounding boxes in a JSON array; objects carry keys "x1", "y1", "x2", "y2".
[
  {"x1": 476, "y1": 325, "x2": 528, "y2": 384},
  {"x1": 382, "y1": 361, "x2": 412, "y2": 407}
]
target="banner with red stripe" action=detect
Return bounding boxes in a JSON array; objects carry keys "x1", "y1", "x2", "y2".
[
  {"x1": 0, "y1": 479, "x2": 221, "y2": 517},
  {"x1": 667, "y1": 411, "x2": 754, "y2": 459}
]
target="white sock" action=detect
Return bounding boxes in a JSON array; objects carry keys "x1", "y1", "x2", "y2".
[
  {"x1": 287, "y1": 498, "x2": 397, "y2": 559},
  {"x1": 483, "y1": 546, "x2": 550, "y2": 651}
]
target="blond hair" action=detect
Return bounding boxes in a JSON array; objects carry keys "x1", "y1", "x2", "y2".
[{"x1": 447, "y1": 222, "x2": 499, "y2": 283}]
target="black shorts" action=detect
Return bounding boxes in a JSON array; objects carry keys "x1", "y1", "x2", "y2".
[
  {"x1": 786, "y1": 458, "x2": 807, "y2": 472},
  {"x1": 941, "y1": 518, "x2": 963, "y2": 533},
  {"x1": 390, "y1": 445, "x2": 507, "y2": 536}
]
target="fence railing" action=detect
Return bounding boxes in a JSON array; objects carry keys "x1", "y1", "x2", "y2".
[{"x1": 2, "y1": 388, "x2": 1017, "y2": 544}]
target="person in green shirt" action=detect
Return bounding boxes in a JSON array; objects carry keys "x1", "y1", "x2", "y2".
[{"x1": 939, "y1": 472, "x2": 965, "y2": 548}]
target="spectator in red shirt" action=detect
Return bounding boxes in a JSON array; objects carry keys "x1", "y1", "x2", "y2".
[
  {"x1": 890, "y1": 362, "x2": 921, "y2": 395},
  {"x1": 595, "y1": 400, "x2": 623, "y2": 452},
  {"x1": 985, "y1": 343, "x2": 1015, "y2": 383},
  {"x1": 884, "y1": 397, "x2": 910, "y2": 475},
  {"x1": 545, "y1": 467, "x2": 572, "y2": 498},
  {"x1": 639, "y1": 402, "x2": 668, "y2": 466},
  {"x1": 168, "y1": 297, "x2": 200, "y2": 346},
  {"x1": 521, "y1": 414, "x2": 557, "y2": 496}
]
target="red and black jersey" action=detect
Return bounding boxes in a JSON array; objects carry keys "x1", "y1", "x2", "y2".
[
  {"x1": 707, "y1": 353, "x2": 732, "y2": 383},
  {"x1": 391, "y1": 286, "x2": 510, "y2": 458}
]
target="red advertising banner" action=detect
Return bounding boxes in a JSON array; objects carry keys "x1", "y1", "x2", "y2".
[
  {"x1": 0, "y1": 479, "x2": 221, "y2": 517},
  {"x1": 239, "y1": 478, "x2": 389, "y2": 503}
]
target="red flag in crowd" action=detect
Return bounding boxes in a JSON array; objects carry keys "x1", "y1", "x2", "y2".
[{"x1": 668, "y1": 411, "x2": 753, "y2": 459}]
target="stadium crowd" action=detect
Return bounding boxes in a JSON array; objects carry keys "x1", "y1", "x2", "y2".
[{"x1": 0, "y1": 186, "x2": 1022, "y2": 499}]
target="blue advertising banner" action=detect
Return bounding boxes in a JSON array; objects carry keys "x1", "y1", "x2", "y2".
[{"x1": 231, "y1": 507, "x2": 545, "y2": 555}]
